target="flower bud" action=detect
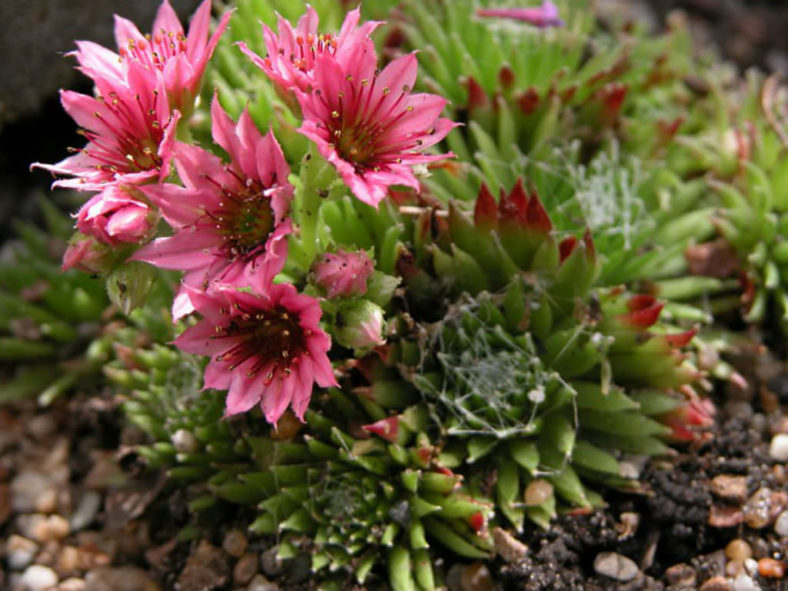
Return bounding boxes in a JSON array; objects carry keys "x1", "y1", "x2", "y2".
[
  {"x1": 62, "y1": 233, "x2": 114, "y2": 273},
  {"x1": 335, "y1": 300, "x2": 386, "y2": 350},
  {"x1": 313, "y1": 249, "x2": 374, "y2": 299},
  {"x1": 76, "y1": 186, "x2": 157, "y2": 246}
]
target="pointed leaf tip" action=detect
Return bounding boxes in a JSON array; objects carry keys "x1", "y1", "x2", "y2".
[
  {"x1": 474, "y1": 183, "x2": 498, "y2": 230},
  {"x1": 558, "y1": 236, "x2": 577, "y2": 263},
  {"x1": 525, "y1": 189, "x2": 552, "y2": 233}
]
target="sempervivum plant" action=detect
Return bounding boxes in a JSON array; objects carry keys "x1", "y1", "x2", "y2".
[
  {"x1": 387, "y1": 180, "x2": 707, "y2": 528},
  {"x1": 0, "y1": 198, "x2": 111, "y2": 404}
]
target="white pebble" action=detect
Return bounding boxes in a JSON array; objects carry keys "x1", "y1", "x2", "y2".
[
  {"x1": 769, "y1": 434, "x2": 788, "y2": 462},
  {"x1": 172, "y1": 429, "x2": 199, "y2": 453},
  {"x1": 775, "y1": 510, "x2": 788, "y2": 537},
  {"x1": 733, "y1": 573, "x2": 761, "y2": 591},
  {"x1": 6, "y1": 535, "x2": 38, "y2": 570},
  {"x1": 593, "y1": 552, "x2": 639, "y2": 582},
  {"x1": 19, "y1": 565, "x2": 58, "y2": 591}
]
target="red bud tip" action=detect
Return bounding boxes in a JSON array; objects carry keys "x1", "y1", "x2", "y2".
[
  {"x1": 417, "y1": 447, "x2": 432, "y2": 464},
  {"x1": 525, "y1": 189, "x2": 553, "y2": 233},
  {"x1": 498, "y1": 64, "x2": 515, "y2": 89},
  {"x1": 466, "y1": 76, "x2": 489, "y2": 111},
  {"x1": 474, "y1": 183, "x2": 499, "y2": 231},
  {"x1": 560, "y1": 84, "x2": 578, "y2": 103},
  {"x1": 662, "y1": 328, "x2": 698, "y2": 349},
  {"x1": 362, "y1": 416, "x2": 400, "y2": 443},
  {"x1": 599, "y1": 83, "x2": 628, "y2": 117},
  {"x1": 582, "y1": 227, "x2": 596, "y2": 261},
  {"x1": 517, "y1": 87, "x2": 540, "y2": 114},
  {"x1": 620, "y1": 300, "x2": 664, "y2": 328},
  {"x1": 559, "y1": 236, "x2": 577, "y2": 263},
  {"x1": 468, "y1": 511, "x2": 485, "y2": 532},
  {"x1": 498, "y1": 179, "x2": 528, "y2": 226},
  {"x1": 626, "y1": 294, "x2": 657, "y2": 312}
]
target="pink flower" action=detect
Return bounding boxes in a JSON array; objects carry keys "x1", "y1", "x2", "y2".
[
  {"x1": 73, "y1": 0, "x2": 231, "y2": 114},
  {"x1": 133, "y1": 97, "x2": 294, "y2": 292},
  {"x1": 76, "y1": 185, "x2": 157, "y2": 246},
  {"x1": 32, "y1": 63, "x2": 179, "y2": 191},
  {"x1": 237, "y1": 6, "x2": 379, "y2": 107},
  {"x1": 477, "y1": 2, "x2": 564, "y2": 28},
  {"x1": 297, "y1": 52, "x2": 459, "y2": 207},
  {"x1": 174, "y1": 282, "x2": 336, "y2": 423},
  {"x1": 313, "y1": 249, "x2": 374, "y2": 298}
]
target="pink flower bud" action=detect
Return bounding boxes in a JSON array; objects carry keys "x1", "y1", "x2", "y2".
[
  {"x1": 76, "y1": 186, "x2": 156, "y2": 246},
  {"x1": 313, "y1": 249, "x2": 374, "y2": 299},
  {"x1": 62, "y1": 234, "x2": 113, "y2": 273},
  {"x1": 335, "y1": 300, "x2": 386, "y2": 350}
]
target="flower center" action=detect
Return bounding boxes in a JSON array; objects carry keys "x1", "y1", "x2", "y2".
[
  {"x1": 316, "y1": 78, "x2": 417, "y2": 173},
  {"x1": 120, "y1": 30, "x2": 188, "y2": 72},
  {"x1": 75, "y1": 91, "x2": 165, "y2": 176},
  {"x1": 214, "y1": 305, "x2": 307, "y2": 380},
  {"x1": 205, "y1": 173, "x2": 277, "y2": 260},
  {"x1": 289, "y1": 33, "x2": 338, "y2": 72}
]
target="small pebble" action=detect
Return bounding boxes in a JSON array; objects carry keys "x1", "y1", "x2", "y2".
[
  {"x1": 726, "y1": 559, "x2": 745, "y2": 577},
  {"x1": 259, "y1": 547, "x2": 283, "y2": 577},
  {"x1": 19, "y1": 565, "x2": 58, "y2": 591},
  {"x1": 732, "y1": 573, "x2": 760, "y2": 591},
  {"x1": 57, "y1": 546, "x2": 81, "y2": 577},
  {"x1": 171, "y1": 429, "x2": 199, "y2": 454},
  {"x1": 769, "y1": 434, "x2": 788, "y2": 462},
  {"x1": 84, "y1": 566, "x2": 160, "y2": 591},
  {"x1": 20, "y1": 513, "x2": 70, "y2": 543},
  {"x1": 725, "y1": 539, "x2": 753, "y2": 561},
  {"x1": 593, "y1": 552, "x2": 639, "y2": 582},
  {"x1": 711, "y1": 475, "x2": 748, "y2": 503},
  {"x1": 6, "y1": 535, "x2": 39, "y2": 570},
  {"x1": 28, "y1": 414, "x2": 57, "y2": 440},
  {"x1": 234, "y1": 553, "x2": 258, "y2": 586},
  {"x1": 699, "y1": 576, "x2": 731, "y2": 591},
  {"x1": 491, "y1": 527, "x2": 528, "y2": 564},
  {"x1": 12, "y1": 472, "x2": 56, "y2": 514},
  {"x1": 246, "y1": 574, "x2": 279, "y2": 591},
  {"x1": 524, "y1": 479, "x2": 553, "y2": 506},
  {"x1": 743, "y1": 488, "x2": 785, "y2": 529},
  {"x1": 664, "y1": 562, "x2": 696, "y2": 587},
  {"x1": 222, "y1": 529, "x2": 248, "y2": 558},
  {"x1": 708, "y1": 505, "x2": 743, "y2": 528},
  {"x1": 775, "y1": 510, "x2": 788, "y2": 536},
  {"x1": 758, "y1": 558, "x2": 786, "y2": 579},
  {"x1": 460, "y1": 562, "x2": 493, "y2": 591},
  {"x1": 744, "y1": 558, "x2": 759, "y2": 577},
  {"x1": 59, "y1": 578, "x2": 87, "y2": 591}
]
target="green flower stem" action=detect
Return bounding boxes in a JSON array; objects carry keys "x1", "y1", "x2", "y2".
[{"x1": 293, "y1": 147, "x2": 338, "y2": 270}]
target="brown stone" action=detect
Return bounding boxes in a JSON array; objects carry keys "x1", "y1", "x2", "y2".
[
  {"x1": 699, "y1": 576, "x2": 731, "y2": 591},
  {"x1": 708, "y1": 504, "x2": 743, "y2": 528},
  {"x1": 177, "y1": 540, "x2": 230, "y2": 591},
  {"x1": 233, "y1": 553, "x2": 258, "y2": 586},
  {"x1": 84, "y1": 566, "x2": 160, "y2": 591},
  {"x1": 664, "y1": 563, "x2": 696, "y2": 588},
  {"x1": 710, "y1": 475, "x2": 748, "y2": 503}
]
